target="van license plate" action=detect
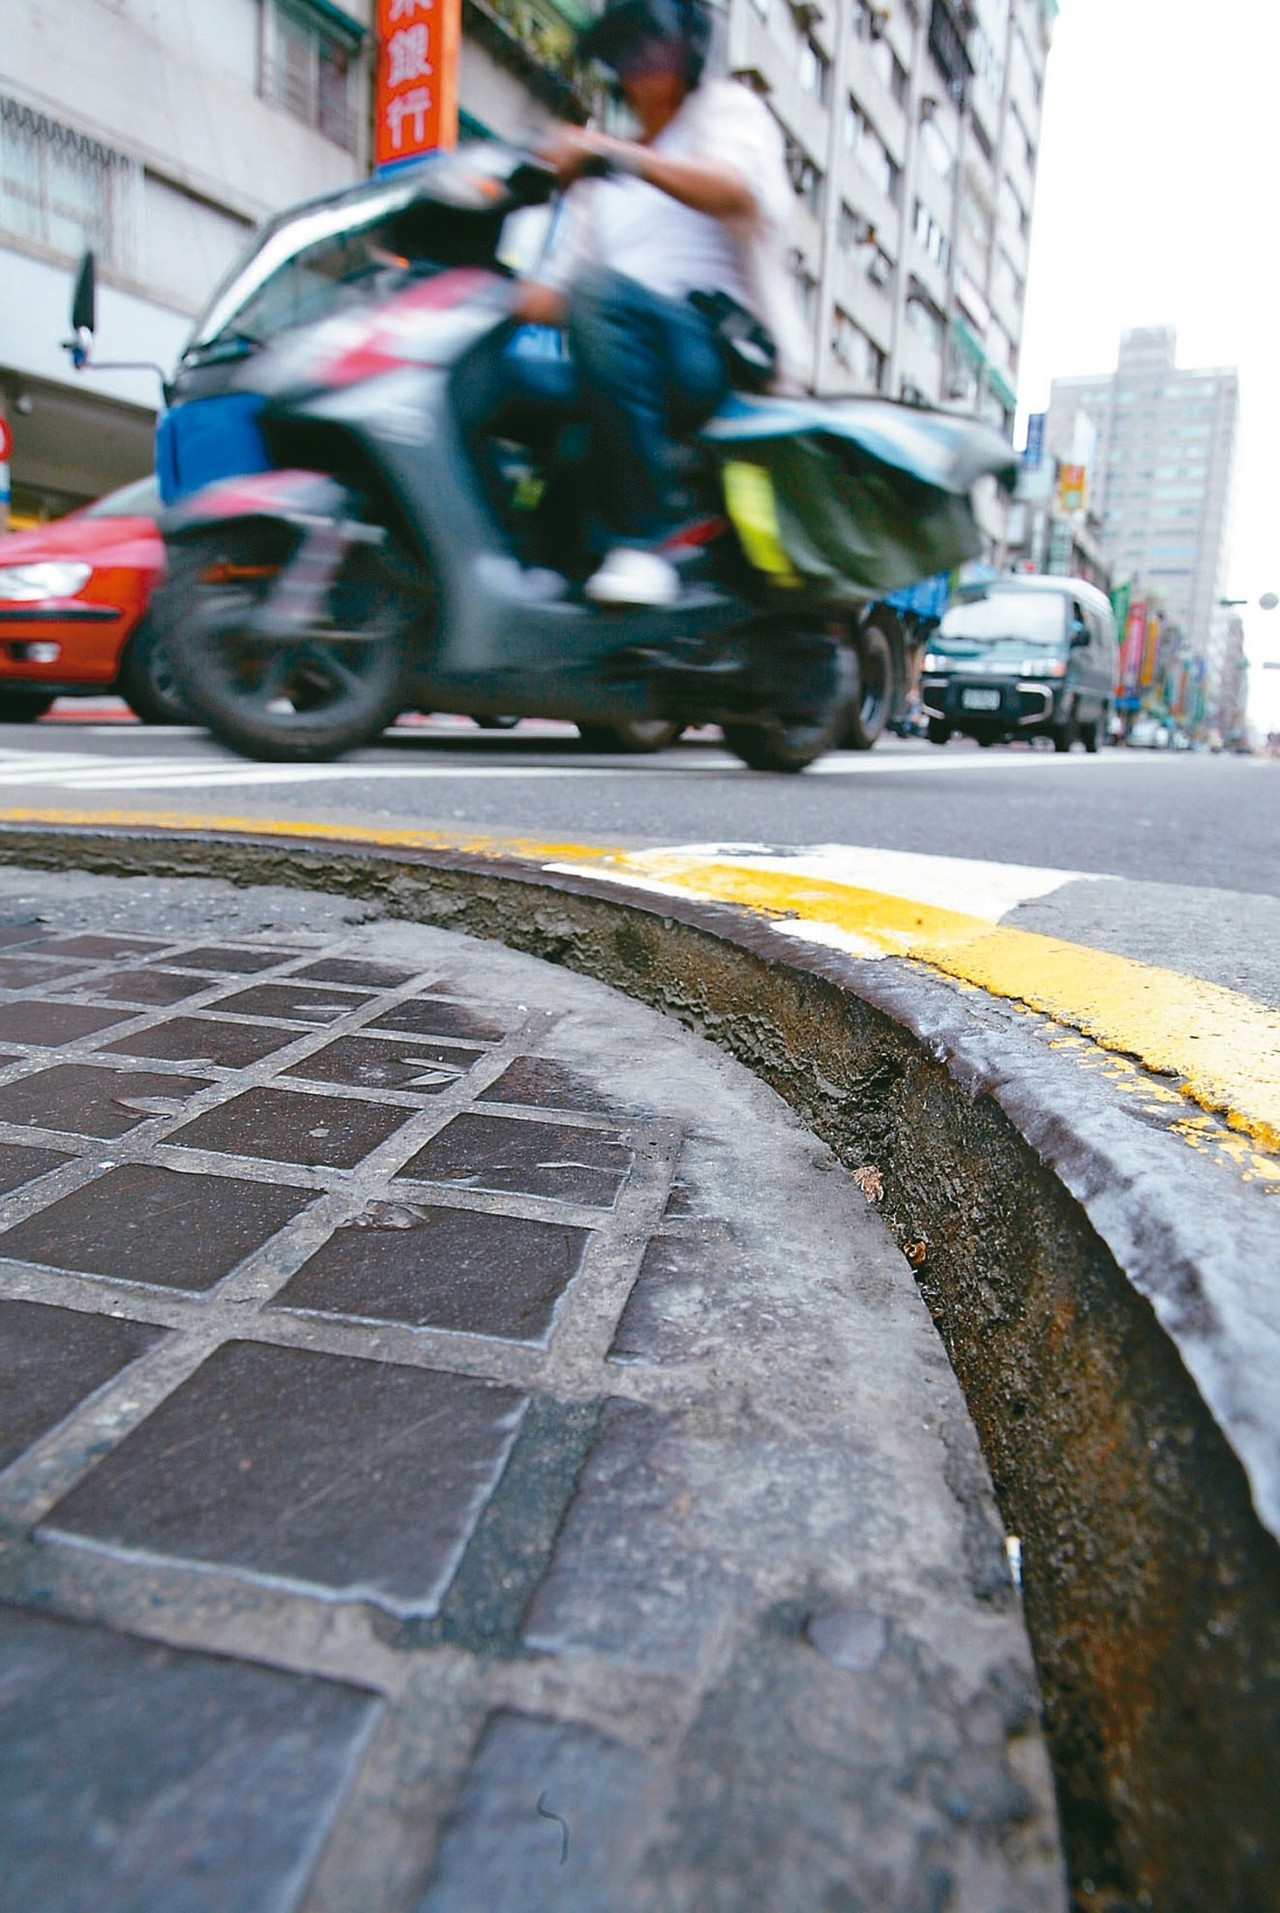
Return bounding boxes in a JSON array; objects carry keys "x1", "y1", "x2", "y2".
[{"x1": 961, "y1": 688, "x2": 1002, "y2": 710}]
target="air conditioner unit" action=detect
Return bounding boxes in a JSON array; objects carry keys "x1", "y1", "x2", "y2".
[{"x1": 731, "y1": 65, "x2": 772, "y2": 96}]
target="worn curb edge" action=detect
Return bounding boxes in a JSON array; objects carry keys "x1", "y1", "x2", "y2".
[{"x1": 1, "y1": 816, "x2": 1278, "y2": 1907}]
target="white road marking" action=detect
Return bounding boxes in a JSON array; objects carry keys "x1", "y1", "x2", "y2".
[
  {"x1": 625, "y1": 841, "x2": 1107, "y2": 919},
  {"x1": 0, "y1": 742, "x2": 1170, "y2": 792}
]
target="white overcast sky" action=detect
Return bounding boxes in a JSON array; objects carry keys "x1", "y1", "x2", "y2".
[{"x1": 1016, "y1": 0, "x2": 1280, "y2": 729}]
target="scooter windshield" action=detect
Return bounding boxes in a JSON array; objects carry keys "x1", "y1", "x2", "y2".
[{"x1": 182, "y1": 155, "x2": 517, "y2": 371}]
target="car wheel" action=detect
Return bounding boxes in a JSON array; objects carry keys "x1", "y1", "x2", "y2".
[
  {"x1": 159, "y1": 523, "x2": 419, "y2": 763},
  {"x1": 0, "y1": 691, "x2": 55, "y2": 724},
  {"x1": 842, "y1": 617, "x2": 893, "y2": 750},
  {"x1": 115, "y1": 615, "x2": 194, "y2": 725},
  {"x1": 926, "y1": 718, "x2": 951, "y2": 746},
  {"x1": 575, "y1": 719, "x2": 681, "y2": 753}
]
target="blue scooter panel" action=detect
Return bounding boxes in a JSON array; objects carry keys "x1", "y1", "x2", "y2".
[{"x1": 155, "y1": 392, "x2": 273, "y2": 506}]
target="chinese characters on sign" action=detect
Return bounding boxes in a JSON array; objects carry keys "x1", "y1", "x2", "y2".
[{"x1": 375, "y1": 0, "x2": 461, "y2": 171}]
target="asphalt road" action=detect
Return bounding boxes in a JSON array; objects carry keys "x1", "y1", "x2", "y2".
[{"x1": 0, "y1": 712, "x2": 1275, "y2": 893}]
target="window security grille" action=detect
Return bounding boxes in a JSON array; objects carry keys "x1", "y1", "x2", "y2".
[{"x1": 0, "y1": 96, "x2": 142, "y2": 272}]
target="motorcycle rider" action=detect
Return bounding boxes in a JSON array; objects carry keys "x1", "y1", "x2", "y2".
[{"x1": 515, "y1": 0, "x2": 808, "y2": 607}]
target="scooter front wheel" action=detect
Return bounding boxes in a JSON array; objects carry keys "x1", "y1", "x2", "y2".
[{"x1": 159, "y1": 524, "x2": 419, "y2": 763}]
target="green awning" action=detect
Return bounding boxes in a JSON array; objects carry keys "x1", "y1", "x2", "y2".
[
  {"x1": 950, "y1": 316, "x2": 1016, "y2": 411},
  {"x1": 288, "y1": 0, "x2": 367, "y2": 44}
]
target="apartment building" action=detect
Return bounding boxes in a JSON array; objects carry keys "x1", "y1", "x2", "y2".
[
  {"x1": 725, "y1": 0, "x2": 1053, "y2": 422},
  {"x1": 1047, "y1": 327, "x2": 1239, "y2": 668},
  {"x1": 1, "y1": 0, "x2": 1051, "y2": 525},
  {"x1": 0, "y1": 0, "x2": 582, "y2": 522}
]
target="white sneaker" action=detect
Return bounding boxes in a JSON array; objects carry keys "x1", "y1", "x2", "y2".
[{"x1": 584, "y1": 547, "x2": 680, "y2": 607}]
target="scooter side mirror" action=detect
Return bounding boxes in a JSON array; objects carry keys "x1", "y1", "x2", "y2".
[
  {"x1": 65, "y1": 251, "x2": 96, "y2": 371},
  {"x1": 71, "y1": 250, "x2": 97, "y2": 336}
]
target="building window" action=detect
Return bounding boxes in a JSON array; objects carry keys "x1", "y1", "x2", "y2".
[
  {"x1": 799, "y1": 38, "x2": 832, "y2": 105},
  {"x1": 998, "y1": 174, "x2": 1028, "y2": 239},
  {"x1": 918, "y1": 115, "x2": 955, "y2": 182},
  {"x1": 789, "y1": 251, "x2": 818, "y2": 324},
  {"x1": 838, "y1": 200, "x2": 872, "y2": 250},
  {"x1": 0, "y1": 96, "x2": 141, "y2": 272},
  {"x1": 784, "y1": 135, "x2": 824, "y2": 217},
  {"x1": 928, "y1": 0, "x2": 973, "y2": 101},
  {"x1": 832, "y1": 307, "x2": 887, "y2": 388},
  {"x1": 913, "y1": 197, "x2": 950, "y2": 270},
  {"x1": 906, "y1": 289, "x2": 946, "y2": 354},
  {"x1": 263, "y1": 0, "x2": 362, "y2": 153},
  {"x1": 869, "y1": 35, "x2": 909, "y2": 104},
  {"x1": 845, "y1": 98, "x2": 900, "y2": 203}
]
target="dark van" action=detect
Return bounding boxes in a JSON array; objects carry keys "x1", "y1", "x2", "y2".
[{"x1": 920, "y1": 575, "x2": 1117, "y2": 752}]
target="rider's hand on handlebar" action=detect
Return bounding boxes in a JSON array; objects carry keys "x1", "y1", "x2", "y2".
[{"x1": 537, "y1": 125, "x2": 624, "y2": 185}]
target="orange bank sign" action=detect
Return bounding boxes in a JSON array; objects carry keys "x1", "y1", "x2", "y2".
[{"x1": 374, "y1": 0, "x2": 461, "y2": 171}]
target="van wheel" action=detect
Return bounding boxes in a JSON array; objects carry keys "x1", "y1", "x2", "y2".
[
  {"x1": 926, "y1": 718, "x2": 951, "y2": 746},
  {"x1": 1052, "y1": 715, "x2": 1076, "y2": 751},
  {"x1": 1081, "y1": 716, "x2": 1100, "y2": 753}
]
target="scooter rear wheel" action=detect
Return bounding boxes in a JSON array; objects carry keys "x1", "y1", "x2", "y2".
[
  {"x1": 160, "y1": 524, "x2": 418, "y2": 762},
  {"x1": 722, "y1": 632, "x2": 855, "y2": 773}
]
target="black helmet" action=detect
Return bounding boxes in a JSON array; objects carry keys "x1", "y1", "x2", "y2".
[{"x1": 578, "y1": 0, "x2": 713, "y2": 89}]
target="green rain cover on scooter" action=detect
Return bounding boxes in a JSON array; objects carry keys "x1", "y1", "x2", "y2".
[{"x1": 700, "y1": 395, "x2": 1019, "y2": 603}]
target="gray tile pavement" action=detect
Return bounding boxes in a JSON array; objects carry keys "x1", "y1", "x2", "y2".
[{"x1": 0, "y1": 869, "x2": 1066, "y2": 1911}]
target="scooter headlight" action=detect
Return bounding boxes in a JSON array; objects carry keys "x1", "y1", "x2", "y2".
[{"x1": 0, "y1": 561, "x2": 92, "y2": 601}]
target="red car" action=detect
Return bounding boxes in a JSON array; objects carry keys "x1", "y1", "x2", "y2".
[{"x1": 0, "y1": 476, "x2": 186, "y2": 724}]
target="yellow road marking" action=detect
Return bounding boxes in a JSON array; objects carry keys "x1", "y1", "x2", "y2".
[
  {"x1": 557, "y1": 849, "x2": 1280, "y2": 1157},
  {"x1": 1, "y1": 807, "x2": 1277, "y2": 1157}
]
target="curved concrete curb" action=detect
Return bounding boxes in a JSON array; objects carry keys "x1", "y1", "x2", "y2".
[{"x1": 1, "y1": 815, "x2": 1278, "y2": 1913}]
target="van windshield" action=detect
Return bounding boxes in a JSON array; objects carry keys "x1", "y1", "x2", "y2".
[{"x1": 937, "y1": 592, "x2": 1067, "y2": 646}]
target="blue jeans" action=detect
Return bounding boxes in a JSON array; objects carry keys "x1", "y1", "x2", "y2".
[{"x1": 565, "y1": 266, "x2": 729, "y2": 547}]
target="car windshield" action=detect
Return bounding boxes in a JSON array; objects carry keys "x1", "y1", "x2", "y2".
[
  {"x1": 79, "y1": 476, "x2": 160, "y2": 518},
  {"x1": 937, "y1": 592, "x2": 1067, "y2": 646}
]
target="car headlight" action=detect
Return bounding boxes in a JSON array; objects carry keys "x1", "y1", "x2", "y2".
[
  {"x1": 0, "y1": 562, "x2": 93, "y2": 602},
  {"x1": 1023, "y1": 657, "x2": 1067, "y2": 678},
  {"x1": 923, "y1": 653, "x2": 944, "y2": 671}
]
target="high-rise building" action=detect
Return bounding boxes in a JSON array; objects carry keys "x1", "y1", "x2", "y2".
[
  {"x1": 725, "y1": 0, "x2": 1054, "y2": 427},
  {"x1": 1046, "y1": 328, "x2": 1239, "y2": 669}
]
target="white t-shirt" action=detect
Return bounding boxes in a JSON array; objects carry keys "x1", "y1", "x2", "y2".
[{"x1": 545, "y1": 81, "x2": 810, "y2": 390}]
